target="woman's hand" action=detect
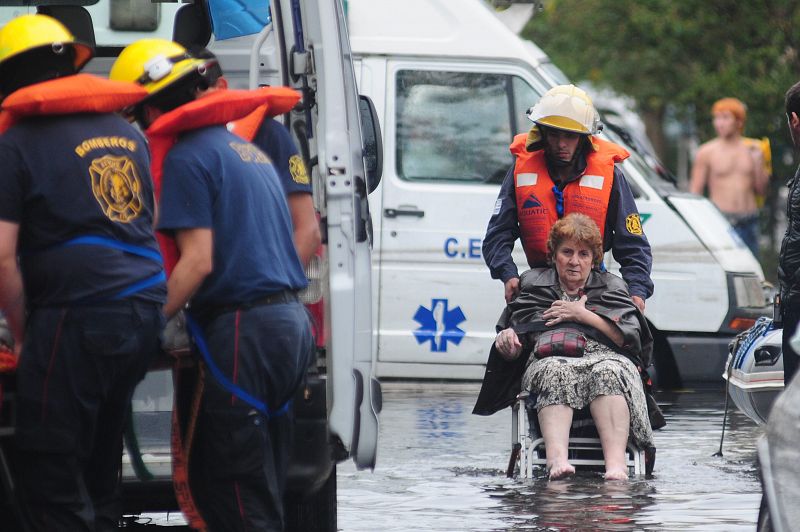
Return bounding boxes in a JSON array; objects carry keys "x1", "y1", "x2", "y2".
[
  {"x1": 543, "y1": 295, "x2": 589, "y2": 327},
  {"x1": 495, "y1": 328, "x2": 522, "y2": 360},
  {"x1": 504, "y1": 277, "x2": 520, "y2": 304}
]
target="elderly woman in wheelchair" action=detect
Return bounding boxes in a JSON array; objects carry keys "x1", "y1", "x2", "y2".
[{"x1": 475, "y1": 213, "x2": 662, "y2": 480}]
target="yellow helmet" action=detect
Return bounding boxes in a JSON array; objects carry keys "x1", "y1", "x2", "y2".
[
  {"x1": 109, "y1": 39, "x2": 211, "y2": 98},
  {"x1": 527, "y1": 84, "x2": 601, "y2": 135},
  {"x1": 0, "y1": 14, "x2": 93, "y2": 72}
]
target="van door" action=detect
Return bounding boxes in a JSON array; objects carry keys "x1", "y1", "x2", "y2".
[
  {"x1": 374, "y1": 60, "x2": 548, "y2": 378},
  {"x1": 354, "y1": 56, "x2": 386, "y2": 363}
]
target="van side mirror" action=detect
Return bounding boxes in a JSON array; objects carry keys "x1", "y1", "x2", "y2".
[
  {"x1": 173, "y1": 2, "x2": 212, "y2": 49},
  {"x1": 358, "y1": 94, "x2": 383, "y2": 195}
]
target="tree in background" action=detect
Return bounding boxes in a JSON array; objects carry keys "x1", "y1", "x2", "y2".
[{"x1": 523, "y1": 0, "x2": 800, "y2": 263}]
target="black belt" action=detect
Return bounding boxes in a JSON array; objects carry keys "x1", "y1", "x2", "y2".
[{"x1": 193, "y1": 290, "x2": 299, "y2": 322}]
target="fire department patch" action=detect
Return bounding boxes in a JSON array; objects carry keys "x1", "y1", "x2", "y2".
[
  {"x1": 625, "y1": 213, "x2": 643, "y2": 235},
  {"x1": 89, "y1": 155, "x2": 143, "y2": 223},
  {"x1": 229, "y1": 142, "x2": 271, "y2": 164},
  {"x1": 289, "y1": 154, "x2": 310, "y2": 185}
]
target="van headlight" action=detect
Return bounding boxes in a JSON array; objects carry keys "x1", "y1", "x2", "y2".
[{"x1": 731, "y1": 274, "x2": 767, "y2": 308}]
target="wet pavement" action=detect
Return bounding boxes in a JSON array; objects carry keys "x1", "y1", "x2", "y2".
[
  {"x1": 337, "y1": 382, "x2": 762, "y2": 531},
  {"x1": 134, "y1": 382, "x2": 762, "y2": 530}
]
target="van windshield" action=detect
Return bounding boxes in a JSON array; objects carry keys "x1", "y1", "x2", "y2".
[
  {"x1": 601, "y1": 126, "x2": 677, "y2": 191},
  {"x1": 395, "y1": 69, "x2": 543, "y2": 184}
]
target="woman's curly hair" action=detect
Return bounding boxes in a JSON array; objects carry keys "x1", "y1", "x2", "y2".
[{"x1": 546, "y1": 213, "x2": 603, "y2": 267}]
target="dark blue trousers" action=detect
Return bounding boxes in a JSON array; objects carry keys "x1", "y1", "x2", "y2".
[
  {"x1": 189, "y1": 301, "x2": 312, "y2": 532},
  {"x1": 13, "y1": 301, "x2": 163, "y2": 532}
]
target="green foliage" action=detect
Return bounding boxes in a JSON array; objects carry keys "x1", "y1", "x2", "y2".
[{"x1": 524, "y1": 0, "x2": 800, "y2": 176}]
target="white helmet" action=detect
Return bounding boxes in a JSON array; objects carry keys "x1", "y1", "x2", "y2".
[{"x1": 527, "y1": 84, "x2": 602, "y2": 135}]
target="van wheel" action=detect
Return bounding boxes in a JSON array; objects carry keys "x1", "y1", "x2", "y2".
[
  {"x1": 650, "y1": 325, "x2": 682, "y2": 390},
  {"x1": 284, "y1": 465, "x2": 337, "y2": 532}
]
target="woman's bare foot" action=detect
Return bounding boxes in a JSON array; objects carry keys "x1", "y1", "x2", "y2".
[
  {"x1": 547, "y1": 460, "x2": 575, "y2": 480},
  {"x1": 603, "y1": 467, "x2": 629, "y2": 481}
]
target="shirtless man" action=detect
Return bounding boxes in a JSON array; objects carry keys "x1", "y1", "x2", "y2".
[{"x1": 690, "y1": 98, "x2": 768, "y2": 258}]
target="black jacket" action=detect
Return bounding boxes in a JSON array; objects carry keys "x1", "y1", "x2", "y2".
[
  {"x1": 473, "y1": 267, "x2": 653, "y2": 417},
  {"x1": 779, "y1": 165, "x2": 800, "y2": 307}
]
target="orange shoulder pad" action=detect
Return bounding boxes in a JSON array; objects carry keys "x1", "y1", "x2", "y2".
[
  {"x1": 510, "y1": 132, "x2": 531, "y2": 157},
  {"x1": 230, "y1": 104, "x2": 270, "y2": 142},
  {"x1": 1, "y1": 74, "x2": 147, "y2": 117},
  {"x1": 592, "y1": 137, "x2": 630, "y2": 163},
  {"x1": 148, "y1": 86, "x2": 300, "y2": 138}
]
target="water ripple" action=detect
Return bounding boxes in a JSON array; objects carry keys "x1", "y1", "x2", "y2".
[{"x1": 338, "y1": 384, "x2": 762, "y2": 531}]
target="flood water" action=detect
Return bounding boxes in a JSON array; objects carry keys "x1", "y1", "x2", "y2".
[{"x1": 337, "y1": 383, "x2": 762, "y2": 531}]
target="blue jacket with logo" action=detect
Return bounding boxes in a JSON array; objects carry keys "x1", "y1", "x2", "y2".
[
  {"x1": 0, "y1": 113, "x2": 166, "y2": 307},
  {"x1": 483, "y1": 158, "x2": 654, "y2": 300},
  {"x1": 157, "y1": 125, "x2": 308, "y2": 310}
]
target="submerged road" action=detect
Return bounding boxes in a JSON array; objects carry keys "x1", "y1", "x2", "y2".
[
  {"x1": 136, "y1": 382, "x2": 762, "y2": 530},
  {"x1": 338, "y1": 382, "x2": 761, "y2": 531}
]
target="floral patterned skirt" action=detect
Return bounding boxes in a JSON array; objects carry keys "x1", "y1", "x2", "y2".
[{"x1": 521, "y1": 339, "x2": 654, "y2": 448}]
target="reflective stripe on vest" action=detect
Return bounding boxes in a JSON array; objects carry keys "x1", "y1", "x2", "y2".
[{"x1": 510, "y1": 133, "x2": 629, "y2": 267}]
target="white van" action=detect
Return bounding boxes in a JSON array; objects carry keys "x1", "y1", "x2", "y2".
[{"x1": 347, "y1": 0, "x2": 769, "y2": 385}]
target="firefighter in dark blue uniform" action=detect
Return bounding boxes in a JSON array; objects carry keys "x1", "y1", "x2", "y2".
[
  {"x1": 483, "y1": 85, "x2": 653, "y2": 310},
  {"x1": 111, "y1": 40, "x2": 312, "y2": 531},
  {"x1": 0, "y1": 15, "x2": 165, "y2": 531},
  {"x1": 232, "y1": 115, "x2": 321, "y2": 267}
]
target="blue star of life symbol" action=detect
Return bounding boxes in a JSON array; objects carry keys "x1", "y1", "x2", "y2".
[{"x1": 413, "y1": 298, "x2": 466, "y2": 352}]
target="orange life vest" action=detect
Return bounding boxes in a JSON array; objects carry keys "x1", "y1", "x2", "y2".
[
  {"x1": 229, "y1": 103, "x2": 271, "y2": 142},
  {"x1": 145, "y1": 86, "x2": 300, "y2": 275},
  {"x1": 0, "y1": 73, "x2": 147, "y2": 134},
  {"x1": 510, "y1": 133, "x2": 629, "y2": 267}
]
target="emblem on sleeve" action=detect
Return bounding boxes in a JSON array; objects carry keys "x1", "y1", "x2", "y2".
[
  {"x1": 289, "y1": 154, "x2": 310, "y2": 185},
  {"x1": 89, "y1": 155, "x2": 143, "y2": 223},
  {"x1": 625, "y1": 213, "x2": 643, "y2": 236}
]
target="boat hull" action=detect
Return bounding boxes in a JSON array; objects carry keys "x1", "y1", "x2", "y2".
[{"x1": 723, "y1": 321, "x2": 784, "y2": 425}]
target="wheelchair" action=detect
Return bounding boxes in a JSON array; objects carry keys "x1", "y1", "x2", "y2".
[{"x1": 508, "y1": 391, "x2": 655, "y2": 479}]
